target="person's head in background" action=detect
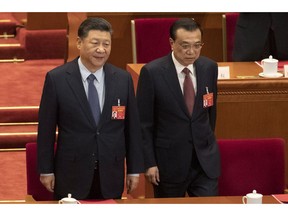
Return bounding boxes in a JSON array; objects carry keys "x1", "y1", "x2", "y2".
[
  {"x1": 169, "y1": 18, "x2": 204, "y2": 66},
  {"x1": 77, "y1": 17, "x2": 113, "y2": 72}
]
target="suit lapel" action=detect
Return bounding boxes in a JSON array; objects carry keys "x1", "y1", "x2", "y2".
[
  {"x1": 193, "y1": 58, "x2": 206, "y2": 119},
  {"x1": 65, "y1": 58, "x2": 96, "y2": 128},
  {"x1": 161, "y1": 55, "x2": 190, "y2": 117},
  {"x1": 97, "y1": 63, "x2": 117, "y2": 129}
]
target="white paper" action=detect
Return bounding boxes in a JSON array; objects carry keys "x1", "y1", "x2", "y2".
[
  {"x1": 284, "y1": 65, "x2": 288, "y2": 78},
  {"x1": 218, "y1": 66, "x2": 230, "y2": 79}
]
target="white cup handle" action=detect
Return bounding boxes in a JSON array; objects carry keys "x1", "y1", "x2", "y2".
[
  {"x1": 58, "y1": 200, "x2": 63, "y2": 204},
  {"x1": 242, "y1": 196, "x2": 247, "y2": 204}
]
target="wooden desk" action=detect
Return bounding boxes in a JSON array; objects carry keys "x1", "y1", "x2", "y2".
[
  {"x1": 127, "y1": 62, "x2": 288, "y2": 198},
  {"x1": 0, "y1": 195, "x2": 279, "y2": 204},
  {"x1": 116, "y1": 195, "x2": 280, "y2": 204}
]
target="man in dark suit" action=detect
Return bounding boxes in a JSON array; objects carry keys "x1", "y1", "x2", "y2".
[
  {"x1": 136, "y1": 18, "x2": 220, "y2": 198},
  {"x1": 233, "y1": 13, "x2": 288, "y2": 61},
  {"x1": 37, "y1": 17, "x2": 144, "y2": 200}
]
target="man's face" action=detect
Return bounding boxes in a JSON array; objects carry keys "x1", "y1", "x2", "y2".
[
  {"x1": 170, "y1": 28, "x2": 203, "y2": 66},
  {"x1": 77, "y1": 30, "x2": 111, "y2": 72}
]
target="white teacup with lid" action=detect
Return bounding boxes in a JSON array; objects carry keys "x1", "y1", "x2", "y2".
[
  {"x1": 59, "y1": 193, "x2": 81, "y2": 204},
  {"x1": 242, "y1": 190, "x2": 263, "y2": 204},
  {"x1": 261, "y1": 55, "x2": 278, "y2": 74}
]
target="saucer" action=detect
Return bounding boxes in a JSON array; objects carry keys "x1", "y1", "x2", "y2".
[{"x1": 259, "y1": 72, "x2": 283, "y2": 78}]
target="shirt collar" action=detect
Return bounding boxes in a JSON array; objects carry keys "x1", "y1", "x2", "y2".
[
  {"x1": 78, "y1": 58, "x2": 104, "y2": 82},
  {"x1": 171, "y1": 52, "x2": 194, "y2": 75}
]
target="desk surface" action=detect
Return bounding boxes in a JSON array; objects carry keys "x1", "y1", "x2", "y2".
[
  {"x1": 0, "y1": 195, "x2": 279, "y2": 204},
  {"x1": 115, "y1": 195, "x2": 280, "y2": 204},
  {"x1": 127, "y1": 61, "x2": 288, "y2": 79},
  {"x1": 127, "y1": 62, "x2": 265, "y2": 77}
]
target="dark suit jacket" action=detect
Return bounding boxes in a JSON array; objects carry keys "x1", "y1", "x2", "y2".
[
  {"x1": 233, "y1": 13, "x2": 288, "y2": 61},
  {"x1": 136, "y1": 53, "x2": 220, "y2": 183},
  {"x1": 37, "y1": 57, "x2": 144, "y2": 199}
]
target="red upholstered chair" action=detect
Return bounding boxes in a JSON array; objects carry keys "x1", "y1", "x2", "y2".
[
  {"x1": 131, "y1": 18, "x2": 178, "y2": 63},
  {"x1": 218, "y1": 138, "x2": 286, "y2": 196},
  {"x1": 21, "y1": 28, "x2": 68, "y2": 60},
  {"x1": 222, "y1": 12, "x2": 239, "y2": 61},
  {"x1": 25, "y1": 142, "x2": 54, "y2": 201}
]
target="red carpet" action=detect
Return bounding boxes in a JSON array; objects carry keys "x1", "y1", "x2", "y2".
[
  {"x1": 0, "y1": 59, "x2": 64, "y2": 149},
  {"x1": 0, "y1": 59, "x2": 64, "y2": 107},
  {"x1": 0, "y1": 150, "x2": 26, "y2": 200}
]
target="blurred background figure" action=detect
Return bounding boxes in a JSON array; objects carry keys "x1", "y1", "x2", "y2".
[{"x1": 233, "y1": 13, "x2": 288, "y2": 61}]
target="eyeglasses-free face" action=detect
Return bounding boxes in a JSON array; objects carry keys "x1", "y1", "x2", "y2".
[{"x1": 77, "y1": 30, "x2": 112, "y2": 72}]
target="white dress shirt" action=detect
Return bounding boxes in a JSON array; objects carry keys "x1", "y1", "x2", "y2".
[{"x1": 171, "y1": 52, "x2": 197, "y2": 95}]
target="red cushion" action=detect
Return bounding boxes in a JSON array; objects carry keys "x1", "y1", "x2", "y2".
[
  {"x1": 134, "y1": 18, "x2": 178, "y2": 63},
  {"x1": 23, "y1": 29, "x2": 67, "y2": 60},
  {"x1": 26, "y1": 142, "x2": 54, "y2": 201},
  {"x1": 225, "y1": 12, "x2": 239, "y2": 61},
  {"x1": 218, "y1": 138, "x2": 285, "y2": 196}
]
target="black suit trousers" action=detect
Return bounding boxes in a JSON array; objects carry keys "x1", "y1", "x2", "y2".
[{"x1": 153, "y1": 150, "x2": 218, "y2": 198}]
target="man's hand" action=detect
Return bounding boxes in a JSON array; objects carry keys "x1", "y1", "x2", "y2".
[
  {"x1": 126, "y1": 175, "x2": 140, "y2": 194},
  {"x1": 40, "y1": 174, "x2": 55, "y2": 192},
  {"x1": 145, "y1": 166, "x2": 160, "y2": 185}
]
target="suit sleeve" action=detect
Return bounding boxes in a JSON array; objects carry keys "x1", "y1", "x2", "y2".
[
  {"x1": 37, "y1": 72, "x2": 58, "y2": 174},
  {"x1": 136, "y1": 66, "x2": 157, "y2": 170},
  {"x1": 209, "y1": 63, "x2": 218, "y2": 131},
  {"x1": 125, "y1": 74, "x2": 144, "y2": 174}
]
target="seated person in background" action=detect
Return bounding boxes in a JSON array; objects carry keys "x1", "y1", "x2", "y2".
[{"x1": 233, "y1": 13, "x2": 288, "y2": 61}]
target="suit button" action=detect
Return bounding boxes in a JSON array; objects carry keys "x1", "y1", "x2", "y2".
[{"x1": 97, "y1": 131, "x2": 100, "y2": 135}]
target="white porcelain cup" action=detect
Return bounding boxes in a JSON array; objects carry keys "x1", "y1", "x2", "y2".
[
  {"x1": 58, "y1": 193, "x2": 80, "y2": 204},
  {"x1": 242, "y1": 190, "x2": 263, "y2": 204},
  {"x1": 261, "y1": 55, "x2": 278, "y2": 74}
]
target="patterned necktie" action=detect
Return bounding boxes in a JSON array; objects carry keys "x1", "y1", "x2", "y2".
[
  {"x1": 87, "y1": 74, "x2": 101, "y2": 125},
  {"x1": 182, "y1": 67, "x2": 195, "y2": 116}
]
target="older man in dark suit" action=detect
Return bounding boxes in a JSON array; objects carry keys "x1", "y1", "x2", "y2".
[
  {"x1": 37, "y1": 17, "x2": 144, "y2": 200},
  {"x1": 136, "y1": 18, "x2": 220, "y2": 198}
]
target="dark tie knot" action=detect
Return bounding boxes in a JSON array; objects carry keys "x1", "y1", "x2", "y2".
[
  {"x1": 182, "y1": 68, "x2": 190, "y2": 76},
  {"x1": 87, "y1": 74, "x2": 96, "y2": 83}
]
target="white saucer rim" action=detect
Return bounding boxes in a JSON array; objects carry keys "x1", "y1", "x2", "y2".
[{"x1": 259, "y1": 72, "x2": 283, "y2": 78}]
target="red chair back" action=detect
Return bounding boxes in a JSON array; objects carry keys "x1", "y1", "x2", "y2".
[
  {"x1": 218, "y1": 138, "x2": 285, "y2": 196},
  {"x1": 131, "y1": 18, "x2": 178, "y2": 63},
  {"x1": 25, "y1": 142, "x2": 54, "y2": 201},
  {"x1": 222, "y1": 12, "x2": 239, "y2": 61}
]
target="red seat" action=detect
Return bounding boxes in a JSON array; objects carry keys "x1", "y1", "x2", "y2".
[
  {"x1": 218, "y1": 138, "x2": 285, "y2": 196},
  {"x1": 131, "y1": 18, "x2": 178, "y2": 63},
  {"x1": 25, "y1": 142, "x2": 54, "y2": 201},
  {"x1": 222, "y1": 13, "x2": 239, "y2": 61},
  {"x1": 22, "y1": 28, "x2": 68, "y2": 60}
]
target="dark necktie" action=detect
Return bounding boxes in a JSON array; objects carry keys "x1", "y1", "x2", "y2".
[
  {"x1": 87, "y1": 74, "x2": 101, "y2": 125},
  {"x1": 182, "y1": 67, "x2": 195, "y2": 116}
]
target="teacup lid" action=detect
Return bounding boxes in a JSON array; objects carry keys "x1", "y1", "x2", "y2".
[
  {"x1": 263, "y1": 55, "x2": 278, "y2": 63},
  {"x1": 247, "y1": 190, "x2": 263, "y2": 198},
  {"x1": 61, "y1": 193, "x2": 77, "y2": 202}
]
